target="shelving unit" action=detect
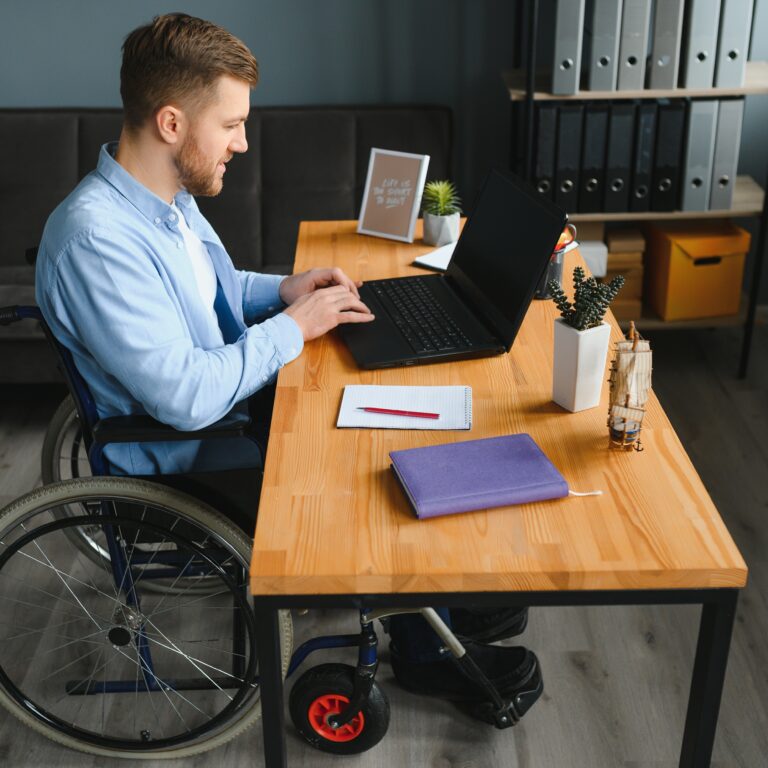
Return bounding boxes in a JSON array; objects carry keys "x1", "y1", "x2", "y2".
[
  {"x1": 511, "y1": 0, "x2": 768, "y2": 377},
  {"x1": 619, "y1": 295, "x2": 749, "y2": 333}
]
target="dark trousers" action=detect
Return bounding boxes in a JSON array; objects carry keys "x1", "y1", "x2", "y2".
[{"x1": 388, "y1": 609, "x2": 452, "y2": 663}]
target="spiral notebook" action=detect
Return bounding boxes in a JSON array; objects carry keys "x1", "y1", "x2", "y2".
[{"x1": 337, "y1": 385, "x2": 472, "y2": 430}]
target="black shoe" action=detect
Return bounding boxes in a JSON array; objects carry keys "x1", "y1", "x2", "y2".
[
  {"x1": 389, "y1": 640, "x2": 543, "y2": 723},
  {"x1": 450, "y1": 606, "x2": 529, "y2": 643}
]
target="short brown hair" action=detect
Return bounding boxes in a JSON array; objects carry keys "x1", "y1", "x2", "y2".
[{"x1": 120, "y1": 13, "x2": 258, "y2": 130}]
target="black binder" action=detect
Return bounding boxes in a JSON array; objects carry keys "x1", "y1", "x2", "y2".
[
  {"x1": 630, "y1": 102, "x2": 657, "y2": 212},
  {"x1": 533, "y1": 104, "x2": 558, "y2": 201},
  {"x1": 554, "y1": 104, "x2": 583, "y2": 212},
  {"x1": 652, "y1": 100, "x2": 686, "y2": 212},
  {"x1": 579, "y1": 103, "x2": 609, "y2": 213},
  {"x1": 603, "y1": 103, "x2": 635, "y2": 213}
]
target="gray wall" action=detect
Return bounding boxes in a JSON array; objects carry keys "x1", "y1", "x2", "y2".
[
  {"x1": 0, "y1": 0, "x2": 518, "y2": 204},
  {"x1": 1, "y1": 0, "x2": 766, "y2": 300}
]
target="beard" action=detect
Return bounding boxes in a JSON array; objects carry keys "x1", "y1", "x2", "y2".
[{"x1": 174, "y1": 132, "x2": 228, "y2": 197}]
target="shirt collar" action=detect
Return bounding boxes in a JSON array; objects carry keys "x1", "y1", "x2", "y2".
[
  {"x1": 96, "y1": 142, "x2": 223, "y2": 247},
  {"x1": 96, "y1": 142, "x2": 177, "y2": 226}
]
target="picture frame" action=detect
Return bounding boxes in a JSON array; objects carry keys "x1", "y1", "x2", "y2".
[{"x1": 357, "y1": 148, "x2": 430, "y2": 243}]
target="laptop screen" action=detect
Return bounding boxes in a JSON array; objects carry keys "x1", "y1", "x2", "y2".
[{"x1": 446, "y1": 170, "x2": 567, "y2": 348}]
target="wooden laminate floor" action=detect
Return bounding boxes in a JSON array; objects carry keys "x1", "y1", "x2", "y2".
[{"x1": 0, "y1": 324, "x2": 766, "y2": 767}]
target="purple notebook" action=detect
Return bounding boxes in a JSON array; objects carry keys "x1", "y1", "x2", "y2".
[{"x1": 390, "y1": 433, "x2": 568, "y2": 519}]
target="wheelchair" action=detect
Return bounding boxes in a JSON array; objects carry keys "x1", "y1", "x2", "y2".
[
  {"x1": 0, "y1": 305, "x2": 535, "y2": 759},
  {"x1": 0, "y1": 306, "x2": 296, "y2": 758}
]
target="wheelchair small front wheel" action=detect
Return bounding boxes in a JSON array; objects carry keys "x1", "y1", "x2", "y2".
[{"x1": 289, "y1": 663, "x2": 390, "y2": 755}]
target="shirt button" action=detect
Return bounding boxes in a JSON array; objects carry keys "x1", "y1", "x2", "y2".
[
  {"x1": 169, "y1": 213, "x2": 176, "y2": 221},
  {"x1": 268, "y1": 306, "x2": 275, "y2": 312},
  {"x1": 154, "y1": 217, "x2": 161, "y2": 225},
  {"x1": 176, "y1": 241, "x2": 182, "y2": 249},
  {"x1": 262, "y1": 375, "x2": 268, "y2": 383}
]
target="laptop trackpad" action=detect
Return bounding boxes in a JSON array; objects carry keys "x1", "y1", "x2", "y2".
[{"x1": 339, "y1": 287, "x2": 417, "y2": 365}]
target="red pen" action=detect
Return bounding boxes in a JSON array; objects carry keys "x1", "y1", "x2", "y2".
[{"x1": 358, "y1": 407, "x2": 440, "y2": 419}]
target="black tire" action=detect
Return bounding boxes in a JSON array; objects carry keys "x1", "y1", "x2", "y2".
[
  {"x1": 40, "y1": 396, "x2": 114, "y2": 568},
  {"x1": 0, "y1": 478, "x2": 293, "y2": 759},
  {"x1": 289, "y1": 663, "x2": 390, "y2": 755},
  {"x1": 41, "y1": 395, "x2": 87, "y2": 485}
]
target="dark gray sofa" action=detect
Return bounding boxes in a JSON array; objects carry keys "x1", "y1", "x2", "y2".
[{"x1": 0, "y1": 105, "x2": 451, "y2": 382}]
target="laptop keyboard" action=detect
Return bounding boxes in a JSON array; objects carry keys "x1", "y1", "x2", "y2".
[{"x1": 367, "y1": 278, "x2": 474, "y2": 354}]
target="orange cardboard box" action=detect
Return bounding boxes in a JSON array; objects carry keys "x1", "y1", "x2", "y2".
[{"x1": 644, "y1": 221, "x2": 749, "y2": 321}]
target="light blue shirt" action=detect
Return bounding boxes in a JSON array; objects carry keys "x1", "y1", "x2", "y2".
[{"x1": 36, "y1": 142, "x2": 304, "y2": 475}]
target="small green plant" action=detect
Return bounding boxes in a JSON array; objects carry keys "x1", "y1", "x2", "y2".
[
  {"x1": 549, "y1": 266, "x2": 625, "y2": 331},
  {"x1": 422, "y1": 180, "x2": 462, "y2": 216}
]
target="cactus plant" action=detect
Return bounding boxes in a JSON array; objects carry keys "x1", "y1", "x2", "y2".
[{"x1": 549, "y1": 266, "x2": 625, "y2": 332}]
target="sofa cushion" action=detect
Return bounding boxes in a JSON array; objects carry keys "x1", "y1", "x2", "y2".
[
  {"x1": 0, "y1": 112, "x2": 80, "y2": 267},
  {"x1": 78, "y1": 112, "x2": 125, "y2": 178}
]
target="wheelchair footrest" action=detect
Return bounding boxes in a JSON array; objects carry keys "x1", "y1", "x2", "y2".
[
  {"x1": 471, "y1": 699, "x2": 520, "y2": 729},
  {"x1": 469, "y1": 679, "x2": 543, "y2": 729}
]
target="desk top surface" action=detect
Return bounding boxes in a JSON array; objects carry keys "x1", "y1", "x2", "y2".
[{"x1": 249, "y1": 221, "x2": 747, "y2": 596}]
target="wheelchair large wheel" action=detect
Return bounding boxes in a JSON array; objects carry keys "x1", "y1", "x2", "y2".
[
  {"x1": 40, "y1": 397, "x2": 222, "y2": 595},
  {"x1": 41, "y1": 396, "x2": 114, "y2": 567},
  {"x1": 0, "y1": 478, "x2": 292, "y2": 759},
  {"x1": 289, "y1": 663, "x2": 390, "y2": 755},
  {"x1": 41, "y1": 395, "x2": 89, "y2": 485}
]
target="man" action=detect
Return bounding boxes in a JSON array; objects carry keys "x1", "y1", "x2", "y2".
[
  {"x1": 36, "y1": 13, "x2": 373, "y2": 476},
  {"x1": 36, "y1": 13, "x2": 540, "y2": 725}
]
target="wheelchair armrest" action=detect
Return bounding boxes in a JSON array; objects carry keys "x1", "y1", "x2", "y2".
[{"x1": 92, "y1": 413, "x2": 252, "y2": 444}]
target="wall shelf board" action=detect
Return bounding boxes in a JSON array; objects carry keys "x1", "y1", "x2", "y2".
[{"x1": 504, "y1": 61, "x2": 768, "y2": 102}]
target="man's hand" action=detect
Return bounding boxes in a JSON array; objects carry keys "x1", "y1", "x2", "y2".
[
  {"x1": 279, "y1": 267, "x2": 362, "y2": 305},
  {"x1": 283, "y1": 284, "x2": 375, "y2": 341}
]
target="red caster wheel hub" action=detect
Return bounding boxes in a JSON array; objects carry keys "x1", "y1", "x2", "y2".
[{"x1": 307, "y1": 693, "x2": 365, "y2": 742}]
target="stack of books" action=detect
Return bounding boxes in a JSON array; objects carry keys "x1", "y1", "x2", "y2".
[{"x1": 605, "y1": 229, "x2": 645, "y2": 321}]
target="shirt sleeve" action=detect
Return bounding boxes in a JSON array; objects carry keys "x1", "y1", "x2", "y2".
[
  {"x1": 49, "y1": 227, "x2": 304, "y2": 431},
  {"x1": 237, "y1": 269, "x2": 288, "y2": 323}
]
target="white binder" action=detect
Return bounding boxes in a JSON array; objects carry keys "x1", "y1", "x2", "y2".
[
  {"x1": 714, "y1": 0, "x2": 754, "y2": 88},
  {"x1": 617, "y1": 0, "x2": 652, "y2": 91},
  {"x1": 681, "y1": 0, "x2": 723, "y2": 88},
  {"x1": 681, "y1": 100, "x2": 719, "y2": 211},
  {"x1": 648, "y1": 0, "x2": 686, "y2": 89},
  {"x1": 550, "y1": 0, "x2": 586, "y2": 95},
  {"x1": 584, "y1": 0, "x2": 623, "y2": 91},
  {"x1": 710, "y1": 99, "x2": 744, "y2": 209}
]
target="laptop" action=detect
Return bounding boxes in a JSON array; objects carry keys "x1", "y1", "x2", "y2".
[{"x1": 338, "y1": 169, "x2": 567, "y2": 370}]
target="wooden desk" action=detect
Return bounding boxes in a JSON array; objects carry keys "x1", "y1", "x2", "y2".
[{"x1": 250, "y1": 221, "x2": 747, "y2": 767}]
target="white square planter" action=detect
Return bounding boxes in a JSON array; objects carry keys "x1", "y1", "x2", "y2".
[{"x1": 552, "y1": 319, "x2": 611, "y2": 412}]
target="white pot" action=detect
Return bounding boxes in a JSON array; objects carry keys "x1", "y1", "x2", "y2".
[
  {"x1": 552, "y1": 319, "x2": 611, "y2": 412},
  {"x1": 423, "y1": 212, "x2": 460, "y2": 246}
]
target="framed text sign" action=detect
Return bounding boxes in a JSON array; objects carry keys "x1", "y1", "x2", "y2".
[{"x1": 357, "y1": 148, "x2": 430, "y2": 242}]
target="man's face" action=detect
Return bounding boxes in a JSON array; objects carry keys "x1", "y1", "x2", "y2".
[{"x1": 174, "y1": 75, "x2": 250, "y2": 197}]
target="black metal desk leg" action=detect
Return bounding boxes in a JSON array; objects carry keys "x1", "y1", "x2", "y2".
[
  {"x1": 254, "y1": 605, "x2": 287, "y2": 768},
  {"x1": 679, "y1": 590, "x2": 738, "y2": 767}
]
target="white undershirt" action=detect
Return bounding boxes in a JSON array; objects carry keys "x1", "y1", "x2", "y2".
[{"x1": 172, "y1": 203, "x2": 223, "y2": 342}]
